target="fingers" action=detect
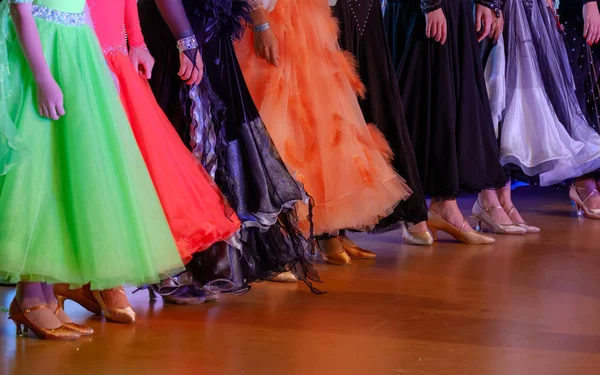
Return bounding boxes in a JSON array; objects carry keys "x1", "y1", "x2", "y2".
[
  {"x1": 146, "y1": 60, "x2": 154, "y2": 79},
  {"x1": 141, "y1": 61, "x2": 152, "y2": 79},
  {"x1": 478, "y1": 19, "x2": 492, "y2": 42},
  {"x1": 585, "y1": 21, "x2": 591, "y2": 38},
  {"x1": 440, "y1": 20, "x2": 447, "y2": 45},
  {"x1": 587, "y1": 24, "x2": 596, "y2": 45},
  {"x1": 270, "y1": 44, "x2": 280, "y2": 67},
  {"x1": 48, "y1": 105, "x2": 59, "y2": 121},
  {"x1": 39, "y1": 103, "x2": 64, "y2": 121},
  {"x1": 179, "y1": 63, "x2": 192, "y2": 82},
  {"x1": 131, "y1": 56, "x2": 139, "y2": 74},
  {"x1": 594, "y1": 24, "x2": 600, "y2": 45},
  {"x1": 266, "y1": 46, "x2": 279, "y2": 67},
  {"x1": 476, "y1": 10, "x2": 483, "y2": 32},
  {"x1": 426, "y1": 19, "x2": 432, "y2": 39},
  {"x1": 56, "y1": 103, "x2": 65, "y2": 117},
  {"x1": 186, "y1": 67, "x2": 199, "y2": 85}
]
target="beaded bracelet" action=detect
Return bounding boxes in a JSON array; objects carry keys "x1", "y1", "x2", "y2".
[{"x1": 176, "y1": 36, "x2": 198, "y2": 52}]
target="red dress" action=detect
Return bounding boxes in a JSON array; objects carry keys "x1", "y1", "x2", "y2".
[{"x1": 88, "y1": 0, "x2": 240, "y2": 263}]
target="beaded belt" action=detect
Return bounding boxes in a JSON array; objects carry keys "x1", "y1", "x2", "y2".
[{"x1": 31, "y1": 5, "x2": 86, "y2": 27}]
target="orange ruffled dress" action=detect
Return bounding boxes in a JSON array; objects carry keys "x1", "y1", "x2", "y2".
[
  {"x1": 88, "y1": 0, "x2": 240, "y2": 263},
  {"x1": 236, "y1": 0, "x2": 411, "y2": 235}
]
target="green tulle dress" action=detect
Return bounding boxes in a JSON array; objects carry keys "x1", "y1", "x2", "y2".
[{"x1": 0, "y1": 0, "x2": 185, "y2": 289}]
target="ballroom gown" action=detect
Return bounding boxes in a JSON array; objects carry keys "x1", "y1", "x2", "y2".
[
  {"x1": 138, "y1": 0, "x2": 320, "y2": 292},
  {"x1": 334, "y1": 0, "x2": 428, "y2": 227},
  {"x1": 0, "y1": 0, "x2": 184, "y2": 289},
  {"x1": 88, "y1": 0, "x2": 241, "y2": 264},
  {"x1": 482, "y1": 0, "x2": 600, "y2": 186},
  {"x1": 236, "y1": 0, "x2": 411, "y2": 236},
  {"x1": 384, "y1": 0, "x2": 507, "y2": 198}
]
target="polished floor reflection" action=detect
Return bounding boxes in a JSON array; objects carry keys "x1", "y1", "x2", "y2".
[{"x1": 1, "y1": 186, "x2": 600, "y2": 375}]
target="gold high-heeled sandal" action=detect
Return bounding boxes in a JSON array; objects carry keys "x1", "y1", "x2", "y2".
[
  {"x1": 8, "y1": 299, "x2": 81, "y2": 341},
  {"x1": 569, "y1": 186, "x2": 600, "y2": 219},
  {"x1": 427, "y1": 210, "x2": 495, "y2": 245},
  {"x1": 472, "y1": 200, "x2": 527, "y2": 235},
  {"x1": 339, "y1": 235, "x2": 376, "y2": 259},
  {"x1": 317, "y1": 237, "x2": 352, "y2": 266},
  {"x1": 504, "y1": 206, "x2": 540, "y2": 233},
  {"x1": 54, "y1": 283, "x2": 102, "y2": 316},
  {"x1": 92, "y1": 287, "x2": 136, "y2": 324},
  {"x1": 401, "y1": 222, "x2": 434, "y2": 246}
]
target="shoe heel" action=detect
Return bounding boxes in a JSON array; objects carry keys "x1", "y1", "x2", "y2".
[
  {"x1": 148, "y1": 288, "x2": 157, "y2": 301},
  {"x1": 475, "y1": 221, "x2": 483, "y2": 232},
  {"x1": 15, "y1": 323, "x2": 22, "y2": 336},
  {"x1": 56, "y1": 294, "x2": 66, "y2": 310},
  {"x1": 430, "y1": 229, "x2": 438, "y2": 241}
]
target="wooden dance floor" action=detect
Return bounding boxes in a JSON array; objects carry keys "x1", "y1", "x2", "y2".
[{"x1": 1, "y1": 186, "x2": 600, "y2": 375}]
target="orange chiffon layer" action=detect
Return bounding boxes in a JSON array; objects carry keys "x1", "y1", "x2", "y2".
[
  {"x1": 107, "y1": 53, "x2": 241, "y2": 263},
  {"x1": 236, "y1": 0, "x2": 412, "y2": 235}
]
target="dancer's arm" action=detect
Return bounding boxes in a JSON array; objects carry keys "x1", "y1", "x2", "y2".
[
  {"x1": 9, "y1": 1, "x2": 64, "y2": 120},
  {"x1": 154, "y1": 0, "x2": 203, "y2": 85},
  {"x1": 125, "y1": 0, "x2": 154, "y2": 78},
  {"x1": 421, "y1": 1, "x2": 446, "y2": 45},
  {"x1": 249, "y1": 1, "x2": 279, "y2": 66},
  {"x1": 583, "y1": 1, "x2": 600, "y2": 45}
]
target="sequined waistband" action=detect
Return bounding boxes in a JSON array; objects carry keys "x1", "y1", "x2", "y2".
[{"x1": 32, "y1": 5, "x2": 86, "y2": 27}]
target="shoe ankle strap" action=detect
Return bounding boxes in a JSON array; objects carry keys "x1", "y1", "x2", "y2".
[
  {"x1": 574, "y1": 186, "x2": 600, "y2": 205},
  {"x1": 22, "y1": 304, "x2": 50, "y2": 314}
]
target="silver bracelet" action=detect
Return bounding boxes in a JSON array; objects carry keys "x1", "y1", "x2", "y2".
[
  {"x1": 176, "y1": 36, "x2": 198, "y2": 52},
  {"x1": 254, "y1": 22, "x2": 270, "y2": 33}
]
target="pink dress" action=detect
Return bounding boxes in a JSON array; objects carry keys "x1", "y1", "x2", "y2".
[{"x1": 88, "y1": 0, "x2": 240, "y2": 263}]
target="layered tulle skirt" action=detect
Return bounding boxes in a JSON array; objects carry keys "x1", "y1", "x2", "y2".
[
  {"x1": 0, "y1": 11, "x2": 184, "y2": 289},
  {"x1": 484, "y1": 0, "x2": 600, "y2": 185},
  {"x1": 105, "y1": 50, "x2": 241, "y2": 264},
  {"x1": 236, "y1": 0, "x2": 411, "y2": 236}
]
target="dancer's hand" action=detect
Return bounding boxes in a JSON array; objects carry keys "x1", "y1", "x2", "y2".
[
  {"x1": 178, "y1": 49, "x2": 204, "y2": 86},
  {"x1": 425, "y1": 9, "x2": 447, "y2": 45},
  {"x1": 584, "y1": 2, "x2": 600, "y2": 45},
  {"x1": 129, "y1": 46, "x2": 154, "y2": 79},
  {"x1": 36, "y1": 75, "x2": 65, "y2": 121},
  {"x1": 489, "y1": 11, "x2": 504, "y2": 45},
  {"x1": 254, "y1": 28, "x2": 279, "y2": 66},
  {"x1": 475, "y1": 5, "x2": 494, "y2": 42}
]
